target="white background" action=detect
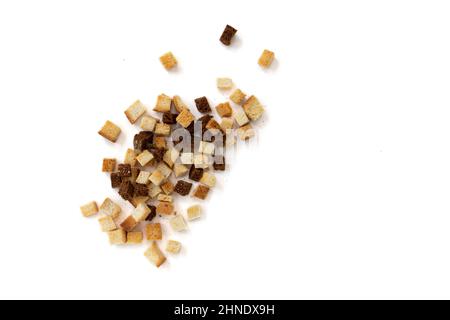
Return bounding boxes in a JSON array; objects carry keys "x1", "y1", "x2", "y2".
[{"x1": 0, "y1": 0, "x2": 450, "y2": 300}]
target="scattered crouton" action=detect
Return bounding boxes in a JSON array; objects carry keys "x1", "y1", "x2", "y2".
[
  {"x1": 144, "y1": 242, "x2": 166, "y2": 267},
  {"x1": 154, "y1": 94, "x2": 172, "y2": 113},
  {"x1": 125, "y1": 100, "x2": 146, "y2": 124},
  {"x1": 102, "y1": 159, "x2": 116, "y2": 173},
  {"x1": 100, "y1": 198, "x2": 121, "y2": 219},
  {"x1": 159, "y1": 52, "x2": 177, "y2": 70},
  {"x1": 98, "y1": 215, "x2": 117, "y2": 232},
  {"x1": 230, "y1": 89, "x2": 246, "y2": 105},
  {"x1": 170, "y1": 215, "x2": 188, "y2": 232},
  {"x1": 108, "y1": 229, "x2": 127, "y2": 245},
  {"x1": 146, "y1": 223, "x2": 162, "y2": 240},
  {"x1": 98, "y1": 121, "x2": 121, "y2": 143},
  {"x1": 166, "y1": 240, "x2": 182, "y2": 254},
  {"x1": 156, "y1": 202, "x2": 174, "y2": 215},
  {"x1": 217, "y1": 78, "x2": 233, "y2": 90},
  {"x1": 187, "y1": 205, "x2": 202, "y2": 221},
  {"x1": 80, "y1": 201, "x2": 98, "y2": 217},
  {"x1": 127, "y1": 231, "x2": 143, "y2": 244},
  {"x1": 258, "y1": 49, "x2": 275, "y2": 68}
]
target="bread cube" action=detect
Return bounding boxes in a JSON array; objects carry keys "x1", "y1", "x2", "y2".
[
  {"x1": 140, "y1": 116, "x2": 158, "y2": 131},
  {"x1": 217, "y1": 77, "x2": 233, "y2": 90},
  {"x1": 136, "y1": 150, "x2": 154, "y2": 166},
  {"x1": 127, "y1": 231, "x2": 143, "y2": 244},
  {"x1": 149, "y1": 170, "x2": 165, "y2": 186},
  {"x1": 154, "y1": 94, "x2": 172, "y2": 113},
  {"x1": 102, "y1": 159, "x2": 116, "y2": 172},
  {"x1": 176, "y1": 108, "x2": 195, "y2": 128},
  {"x1": 108, "y1": 229, "x2": 127, "y2": 245},
  {"x1": 80, "y1": 201, "x2": 98, "y2": 217},
  {"x1": 98, "y1": 215, "x2": 117, "y2": 232},
  {"x1": 234, "y1": 109, "x2": 250, "y2": 127},
  {"x1": 155, "y1": 123, "x2": 171, "y2": 136},
  {"x1": 125, "y1": 100, "x2": 146, "y2": 124},
  {"x1": 258, "y1": 49, "x2": 275, "y2": 68},
  {"x1": 156, "y1": 202, "x2": 174, "y2": 215},
  {"x1": 98, "y1": 121, "x2": 121, "y2": 143},
  {"x1": 230, "y1": 89, "x2": 246, "y2": 105},
  {"x1": 200, "y1": 172, "x2": 216, "y2": 187},
  {"x1": 166, "y1": 240, "x2": 182, "y2": 254},
  {"x1": 100, "y1": 198, "x2": 121, "y2": 219},
  {"x1": 120, "y1": 215, "x2": 138, "y2": 232},
  {"x1": 187, "y1": 205, "x2": 202, "y2": 221},
  {"x1": 174, "y1": 164, "x2": 188, "y2": 177},
  {"x1": 144, "y1": 242, "x2": 166, "y2": 268},
  {"x1": 136, "y1": 171, "x2": 151, "y2": 184},
  {"x1": 243, "y1": 95, "x2": 264, "y2": 121},
  {"x1": 132, "y1": 203, "x2": 151, "y2": 222},
  {"x1": 159, "y1": 52, "x2": 177, "y2": 70},
  {"x1": 146, "y1": 223, "x2": 162, "y2": 240},
  {"x1": 170, "y1": 215, "x2": 188, "y2": 232}
]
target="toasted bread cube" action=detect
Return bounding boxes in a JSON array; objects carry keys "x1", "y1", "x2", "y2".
[
  {"x1": 199, "y1": 141, "x2": 215, "y2": 155},
  {"x1": 136, "y1": 171, "x2": 151, "y2": 185},
  {"x1": 157, "y1": 194, "x2": 173, "y2": 202},
  {"x1": 166, "y1": 240, "x2": 182, "y2": 254},
  {"x1": 176, "y1": 108, "x2": 195, "y2": 128},
  {"x1": 124, "y1": 148, "x2": 137, "y2": 166},
  {"x1": 243, "y1": 95, "x2": 264, "y2": 121},
  {"x1": 200, "y1": 172, "x2": 216, "y2": 187},
  {"x1": 220, "y1": 117, "x2": 234, "y2": 131},
  {"x1": 163, "y1": 148, "x2": 179, "y2": 168},
  {"x1": 215, "y1": 102, "x2": 233, "y2": 118},
  {"x1": 258, "y1": 49, "x2": 275, "y2": 68},
  {"x1": 149, "y1": 184, "x2": 162, "y2": 198},
  {"x1": 159, "y1": 52, "x2": 177, "y2": 70},
  {"x1": 132, "y1": 203, "x2": 151, "y2": 222},
  {"x1": 161, "y1": 181, "x2": 175, "y2": 195},
  {"x1": 98, "y1": 121, "x2": 121, "y2": 143},
  {"x1": 217, "y1": 77, "x2": 233, "y2": 90},
  {"x1": 125, "y1": 100, "x2": 146, "y2": 124},
  {"x1": 120, "y1": 215, "x2": 138, "y2": 232},
  {"x1": 193, "y1": 185, "x2": 210, "y2": 200},
  {"x1": 153, "y1": 136, "x2": 167, "y2": 150},
  {"x1": 187, "y1": 205, "x2": 202, "y2": 221},
  {"x1": 180, "y1": 153, "x2": 194, "y2": 165},
  {"x1": 145, "y1": 242, "x2": 166, "y2": 267},
  {"x1": 80, "y1": 201, "x2": 98, "y2": 217},
  {"x1": 170, "y1": 215, "x2": 188, "y2": 232},
  {"x1": 98, "y1": 215, "x2": 117, "y2": 232},
  {"x1": 127, "y1": 231, "x2": 143, "y2": 244},
  {"x1": 156, "y1": 202, "x2": 174, "y2": 215},
  {"x1": 174, "y1": 164, "x2": 188, "y2": 177},
  {"x1": 230, "y1": 89, "x2": 246, "y2": 105},
  {"x1": 140, "y1": 116, "x2": 158, "y2": 131},
  {"x1": 136, "y1": 150, "x2": 154, "y2": 166},
  {"x1": 130, "y1": 196, "x2": 149, "y2": 207},
  {"x1": 155, "y1": 123, "x2": 171, "y2": 136},
  {"x1": 146, "y1": 223, "x2": 162, "y2": 240},
  {"x1": 100, "y1": 198, "x2": 121, "y2": 219},
  {"x1": 156, "y1": 162, "x2": 172, "y2": 178},
  {"x1": 154, "y1": 94, "x2": 172, "y2": 113},
  {"x1": 173, "y1": 95, "x2": 189, "y2": 112},
  {"x1": 234, "y1": 109, "x2": 250, "y2": 127},
  {"x1": 102, "y1": 159, "x2": 116, "y2": 173},
  {"x1": 149, "y1": 170, "x2": 165, "y2": 186},
  {"x1": 206, "y1": 119, "x2": 221, "y2": 131},
  {"x1": 238, "y1": 124, "x2": 255, "y2": 140},
  {"x1": 108, "y1": 229, "x2": 127, "y2": 245},
  {"x1": 194, "y1": 154, "x2": 210, "y2": 169}
]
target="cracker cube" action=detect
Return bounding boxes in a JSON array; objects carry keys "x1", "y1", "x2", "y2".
[
  {"x1": 174, "y1": 164, "x2": 188, "y2": 177},
  {"x1": 144, "y1": 242, "x2": 166, "y2": 268},
  {"x1": 146, "y1": 223, "x2": 162, "y2": 240},
  {"x1": 156, "y1": 163, "x2": 173, "y2": 178},
  {"x1": 136, "y1": 150, "x2": 154, "y2": 166},
  {"x1": 125, "y1": 100, "x2": 146, "y2": 124},
  {"x1": 98, "y1": 215, "x2": 117, "y2": 232},
  {"x1": 200, "y1": 172, "x2": 216, "y2": 188},
  {"x1": 193, "y1": 185, "x2": 210, "y2": 200},
  {"x1": 166, "y1": 240, "x2": 182, "y2": 254},
  {"x1": 161, "y1": 181, "x2": 175, "y2": 195},
  {"x1": 120, "y1": 215, "x2": 138, "y2": 232},
  {"x1": 155, "y1": 123, "x2": 171, "y2": 136},
  {"x1": 100, "y1": 198, "x2": 121, "y2": 219},
  {"x1": 130, "y1": 196, "x2": 149, "y2": 208},
  {"x1": 258, "y1": 49, "x2": 275, "y2": 68},
  {"x1": 108, "y1": 229, "x2": 127, "y2": 245},
  {"x1": 140, "y1": 116, "x2": 158, "y2": 131},
  {"x1": 220, "y1": 117, "x2": 234, "y2": 131},
  {"x1": 102, "y1": 158, "x2": 116, "y2": 172},
  {"x1": 170, "y1": 215, "x2": 188, "y2": 232},
  {"x1": 154, "y1": 94, "x2": 172, "y2": 113},
  {"x1": 132, "y1": 203, "x2": 151, "y2": 222},
  {"x1": 124, "y1": 149, "x2": 137, "y2": 166},
  {"x1": 159, "y1": 52, "x2": 177, "y2": 70},
  {"x1": 127, "y1": 231, "x2": 143, "y2": 244},
  {"x1": 238, "y1": 124, "x2": 255, "y2": 140},
  {"x1": 187, "y1": 205, "x2": 202, "y2": 221},
  {"x1": 98, "y1": 121, "x2": 121, "y2": 143},
  {"x1": 157, "y1": 194, "x2": 173, "y2": 202},
  {"x1": 194, "y1": 154, "x2": 210, "y2": 169},
  {"x1": 215, "y1": 102, "x2": 233, "y2": 118},
  {"x1": 234, "y1": 109, "x2": 250, "y2": 127},
  {"x1": 180, "y1": 153, "x2": 194, "y2": 165},
  {"x1": 230, "y1": 89, "x2": 246, "y2": 105},
  {"x1": 149, "y1": 184, "x2": 162, "y2": 198},
  {"x1": 136, "y1": 171, "x2": 151, "y2": 185},
  {"x1": 163, "y1": 148, "x2": 179, "y2": 168},
  {"x1": 153, "y1": 136, "x2": 167, "y2": 149},
  {"x1": 149, "y1": 170, "x2": 165, "y2": 186},
  {"x1": 80, "y1": 201, "x2": 98, "y2": 217},
  {"x1": 156, "y1": 202, "x2": 174, "y2": 215},
  {"x1": 173, "y1": 95, "x2": 189, "y2": 113},
  {"x1": 199, "y1": 141, "x2": 215, "y2": 155},
  {"x1": 176, "y1": 108, "x2": 195, "y2": 128},
  {"x1": 243, "y1": 95, "x2": 264, "y2": 121},
  {"x1": 217, "y1": 78, "x2": 233, "y2": 90}
]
